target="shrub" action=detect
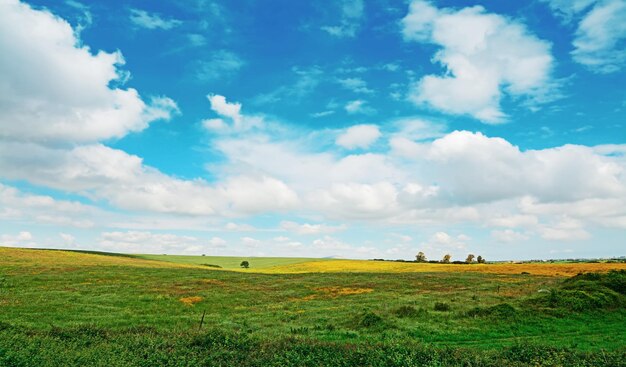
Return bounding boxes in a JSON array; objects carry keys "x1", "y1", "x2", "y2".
[
  {"x1": 393, "y1": 305, "x2": 427, "y2": 318},
  {"x1": 240, "y1": 261, "x2": 249, "y2": 269},
  {"x1": 530, "y1": 271, "x2": 625, "y2": 312},
  {"x1": 433, "y1": 302, "x2": 451, "y2": 312},
  {"x1": 352, "y1": 312, "x2": 385, "y2": 329}
]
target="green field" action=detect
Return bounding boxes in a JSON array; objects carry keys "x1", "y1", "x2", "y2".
[
  {"x1": 0, "y1": 247, "x2": 625, "y2": 366},
  {"x1": 134, "y1": 253, "x2": 334, "y2": 270}
]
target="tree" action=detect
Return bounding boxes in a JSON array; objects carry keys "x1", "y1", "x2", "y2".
[
  {"x1": 240, "y1": 260, "x2": 249, "y2": 269},
  {"x1": 415, "y1": 251, "x2": 427, "y2": 263},
  {"x1": 466, "y1": 254, "x2": 475, "y2": 263},
  {"x1": 441, "y1": 254, "x2": 451, "y2": 263},
  {"x1": 477, "y1": 255, "x2": 485, "y2": 264}
]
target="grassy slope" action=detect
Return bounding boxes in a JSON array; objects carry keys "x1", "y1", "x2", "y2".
[
  {"x1": 134, "y1": 254, "x2": 334, "y2": 270},
  {"x1": 1, "y1": 247, "x2": 625, "y2": 366}
]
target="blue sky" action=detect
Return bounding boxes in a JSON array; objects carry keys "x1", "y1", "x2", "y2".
[{"x1": 0, "y1": 0, "x2": 625, "y2": 260}]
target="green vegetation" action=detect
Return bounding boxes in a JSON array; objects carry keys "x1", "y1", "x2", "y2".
[
  {"x1": 0, "y1": 249, "x2": 624, "y2": 366},
  {"x1": 134, "y1": 253, "x2": 333, "y2": 270}
]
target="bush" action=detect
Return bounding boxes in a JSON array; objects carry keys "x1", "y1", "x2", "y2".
[
  {"x1": 565, "y1": 270, "x2": 626, "y2": 295},
  {"x1": 433, "y1": 302, "x2": 451, "y2": 312},
  {"x1": 352, "y1": 312, "x2": 385, "y2": 329},
  {"x1": 393, "y1": 305, "x2": 427, "y2": 318},
  {"x1": 531, "y1": 271, "x2": 625, "y2": 312},
  {"x1": 240, "y1": 261, "x2": 249, "y2": 269}
]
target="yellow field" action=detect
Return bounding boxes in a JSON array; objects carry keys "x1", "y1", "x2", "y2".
[{"x1": 258, "y1": 259, "x2": 626, "y2": 276}]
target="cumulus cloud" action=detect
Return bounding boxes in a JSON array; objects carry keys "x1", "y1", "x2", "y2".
[
  {"x1": 212, "y1": 126, "x2": 626, "y2": 232},
  {"x1": 423, "y1": 131, "x2": 624, "y2": 204},
  {"x1": 0, "y1": 142, "x2": 298, "y2": 217},
  {"x1": 129, "y1": 9, "x2": 182, "y2": 30},
  {"x1": 0, "y1": 0, "x2": 178, "y2": 144},
  {"x1": 0, "y1": 183, "x2": 97, "y2": 228},
  {"x1": 208, "y1": 94, "x2": 242, "y2": 122},
  {"x1": 336, "y1": 124, "x2": 381, "y2": 149},
  {"x1": 203, "y1": 94, "x2": 262, "y2": 132},
  {"x1": 401, "y1": 1, "x2": 554, "y2": 123}
]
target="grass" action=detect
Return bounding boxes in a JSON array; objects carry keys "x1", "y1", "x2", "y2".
[
  {"x1": 1, "y1": 247, "x2": 625, "y2": 366},
  {"x1": 134, "y1": 253, "x2": 334, "y2": 270}
]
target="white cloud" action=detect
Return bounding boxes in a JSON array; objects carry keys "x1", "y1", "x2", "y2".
[
  {"x1": 401, "y1": 1, "x2": 554, "y2": 123},
  {"x1": 202, "y1": 118, "x2": 228, "y2": 131},
  {"x1": 204, "y1": 94, "x2": 262, "y2": 132},
  {"x1": 336, "y1": 77, "x2": 373, "y2": 94},
  {"x1": 0, "y1": 231, "x2": 34, "y2": 247},
  {"x1": 312, "y1": 236, "x2": 352, "y2": 250},
  {"x1": 541, "y1": 0, "x2": 598, "y2": 21},
  {"x1": 311, "y1": 110, "x2": 335, "y2": 118},
  {"x1": 0, "y1": 142, "x2": 298, "y2": 217},
  {"x1": 208, "y1": 94, "x2": 242, "y2": 122},
  {"x1": 99, "y1": 231, "x2": 225, "y2": 254},
  {"x1": 241, "y1": 236, "x2": 261, "y2": 248},
  {"x1": 336, "y1": 124, "x2": 381, "y2": 149},
  {"x1": 321, "y1": 0, "x2": 364, "y2": 38},
  {"x1": 217, "y1": 175, "x2": 299, "y2": 214},
  {"x1": 129, "y1": 9, "x2": 182, "y2": 30},
  {"x1": 309, "y1": 182, "x2": 400, "y2": 220},
  {"x1": 543, "y1": 0, "x2": 626, "y2": 73},
  {"x1": 423, "y1": 131, "x2": 625, "y2": 204},
  {"x1": 491, "y1": 229, "x2": 529, "y2": 243},
  {"x1": 0, "y1": 183, "x2": 97, "y2": 228},
  {"x1": 538, "y1": 217, "x2": 591, "y2": 241},
  {"x1": 0, "y1": 0, "x2": 178, "y2": 144},
  {"x1": 280, "y1": 221, "x2": 346, "y2": 235},
  {"x1": 572, "y1": 1, "x2": 626, "y2": 73},
  {"x1": 212, "y1": 126, "x2": 626, "y2": 233},
  {"x1": 225, "y1": 222, "x2": 257, "y2": 232},
  {"x1": 59, "y1": 233, "x2": 76, "y2": 246},
  {"x1": 214, "y1": 137, "x2": 405, "y2": 192},
  {"x1": 345, "y1": 100, "x2": 375, "y2": 114}
]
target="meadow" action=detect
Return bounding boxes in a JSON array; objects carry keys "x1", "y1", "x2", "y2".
[{"x1": 0, "y1": 247, "x2": 625, "y2": 366}]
